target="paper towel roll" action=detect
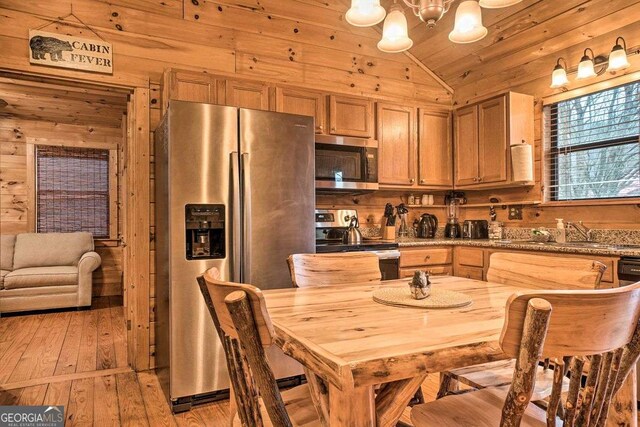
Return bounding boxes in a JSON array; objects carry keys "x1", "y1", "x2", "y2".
[{"x1": 511, "y1": 143, "x2": 533, "y2": 182}]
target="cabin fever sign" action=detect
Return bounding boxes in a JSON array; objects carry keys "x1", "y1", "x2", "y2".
[{"x1": 28, "y1": 30, "x2": 113, "y2": 74}]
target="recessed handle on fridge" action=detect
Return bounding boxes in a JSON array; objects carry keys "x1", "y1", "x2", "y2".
[
  {"x1": 231, "y1": 152, "x2": 241, "y2": 282},
  {"x1": 241, "y1": 152, "x2": 252, "y2": 284}
]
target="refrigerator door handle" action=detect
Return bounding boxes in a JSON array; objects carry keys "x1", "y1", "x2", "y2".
[
  {"x1": 241, "y1": 152, "x2": 252, "y2": 284},
  {"x1": 231, "y1": 151, "x2": 242, "y2": 282}
]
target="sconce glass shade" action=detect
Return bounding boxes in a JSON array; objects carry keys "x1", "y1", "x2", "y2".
[
  {"x1": 449, "y1": 1, "x2": 488, "y2": 44},
  {"x1": 576, "y1": 53, "x2": 597, "y2": 80},
  {"x1": 377, "y1": 5, "x2": 413, "y2": 53},
  {"x1": 550, "y1": 61, "x2": 569, "y2": 89},
  {"x1": 479, "y1": 0, "x2": 523, "y2": 8},
  {"x1": 345, "y1": 0, "x2": 386, "y2": 27},
  {"x1": 607, "y1": 38, "x2": 631, "y2": 72}
]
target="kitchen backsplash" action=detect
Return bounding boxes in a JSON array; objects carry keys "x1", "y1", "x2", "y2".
[{"x1": 360, "y1": 226, "x2": 640, "y2": 245}]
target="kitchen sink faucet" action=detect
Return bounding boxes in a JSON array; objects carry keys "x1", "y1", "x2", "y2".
[{"x1": 566, "y1": 221, "x2": 593, "y2": 242}]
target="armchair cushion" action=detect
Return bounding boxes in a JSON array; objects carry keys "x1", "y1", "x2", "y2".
[
  {"x1": 1, "y1": 270, "x2": 9, "y2": 289},
  {"x1": 4, "y1": 266, "x2": 78, "y2": 290},
  {"x1": 1, "y1": 235, "x2": 16, "y2": 270},
  {"x1": 13, "y1": 232, "x2": 94, "y2": 270}
]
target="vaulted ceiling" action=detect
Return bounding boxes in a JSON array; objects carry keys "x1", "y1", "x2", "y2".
[{"x1": 375, "y1": 0, "x2": 640, "y2": 102}]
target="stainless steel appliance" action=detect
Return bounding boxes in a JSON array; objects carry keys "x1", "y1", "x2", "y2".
[
  {"x1": 155, "y1": 101, "x2": 315, "y2": 412},
  {"x1": 315, "y1": 209, "x2": 400, "y2": 280},
  {"x1": 315, "y1": 135, "x2": 378, "y2": 192},
  {"x1": 618, "y1": 257, "x2": 640, "y2": 400},
  {"x1": 462, "y1": 220, "x2": 489, "y2": 239}
]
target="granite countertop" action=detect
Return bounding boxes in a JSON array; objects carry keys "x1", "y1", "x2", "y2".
[{"x1": 390, "y1": 238, "x2": 640, "y2": 257}]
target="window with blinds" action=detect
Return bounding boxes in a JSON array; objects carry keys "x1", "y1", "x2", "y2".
[
  {"x1": 36, "y1": 145, "x2": 110, "y2": 237},
  {"x1": 544, "y1": 81, "x2": 640, "y2": 201}
]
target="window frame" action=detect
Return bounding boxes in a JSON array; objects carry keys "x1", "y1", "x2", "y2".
[
  {"x1": 543, "y1": 79, "x2": 640, "y2": 205},
  {"x1": 26, "y1": 143, "x2": 119, "y2": 241}
]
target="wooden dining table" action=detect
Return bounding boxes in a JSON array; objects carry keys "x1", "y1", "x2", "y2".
[{"x1": 262, "y1": 276, "x2": 637, "y2": 427}]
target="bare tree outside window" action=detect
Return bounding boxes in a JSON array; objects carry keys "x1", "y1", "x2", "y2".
[{"x1": 546, "y1": 81, "x2": 640, "y2": 201}]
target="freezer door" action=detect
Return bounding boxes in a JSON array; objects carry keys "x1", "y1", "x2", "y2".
[
  {"x1": 239, "y1": 109, "x2": 315, "y2": 290},
  {"x1": 166, "y1": 101, "x2": 238, "y2": 399}
]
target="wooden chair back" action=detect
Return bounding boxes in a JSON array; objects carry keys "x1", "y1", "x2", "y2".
[
  {"x1": 197, "y1": 268, "x2": 292, "y2": 427},
  {"x1": 287, "y1": 252, "x2": 381, "y2": 287},
  {"x1": 497, "y1": 282, "x2": 640, "y2": 427},
  {"x1": 487, "y1": 252, "x2": 607, "y2": 290}
]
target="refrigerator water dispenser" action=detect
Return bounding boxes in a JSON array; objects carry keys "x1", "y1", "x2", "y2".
[{"x1": 185, "y1": 204, "x2": 225, "y2": 260}]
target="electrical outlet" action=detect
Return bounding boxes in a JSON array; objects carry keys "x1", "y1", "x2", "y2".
[{"x1": 508, "y1": 205, "x2": 523, "y2": 220}]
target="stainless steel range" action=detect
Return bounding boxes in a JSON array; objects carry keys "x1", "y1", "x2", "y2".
[{"x1": 315, "y1": 209, "x2": 400, "y2": 280}]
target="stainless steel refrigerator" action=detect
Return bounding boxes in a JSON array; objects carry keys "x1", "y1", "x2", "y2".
[{"x1": 154, "y1": 101, "x2": 315, "y2": 412}]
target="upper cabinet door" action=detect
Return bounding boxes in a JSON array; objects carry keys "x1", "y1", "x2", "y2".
[
  {"x1": 377, "y1": 103, "x2": 416, "y2": 186},
  {"x1": 454, "y1": 105, "x2": 479, "y2": 186},
  {"x1": 328, "y1": 95, "x2": 373, "y2": 138},
  {"x1": 225, "y1": 80, "x2": 270, "y2": 110},
  {"x1": 418, "y1": 109, "x2": 452, "y2": 187},
  {"x1": 274, "y1": 87, "x2": 326, "y2": 134},
  {"x1": 478, "y1": 96, "x2": 508, "y2": 184},
  {"x1": 162, "y1": 69, "x2": 221, "y2": 111}
]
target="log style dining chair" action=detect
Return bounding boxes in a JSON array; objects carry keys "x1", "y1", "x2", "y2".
[
  {"x1": 438, "y1": 252, "x2": 607, "y2": 399},
  {"x1": 287, "y1": 252, "x2": 381, "y2": 287},
  {"x1": 197, "y1": 268, "x2": 321, "y2": 427},
  {"x1": 412, "y1": 282, "x2": 640, "y2": 427}
]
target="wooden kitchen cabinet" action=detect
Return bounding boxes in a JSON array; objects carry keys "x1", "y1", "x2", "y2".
[
  {"x1": 224, "y1": 80, "x2": 270, "y2": 110},
  {"x1": 418, "y1": 108, "x2": 453, "y2": 187},
  {"x1": 454, "y1": 92, "x2": 534, "y2": 189},
  {"x1": 454, "y1": 105, "x2": 479, "y2": 186},
  {"x1": 377, "y1": 103, "x2": 416, "y2": 186},
  {"x1": 399, "y1": 247, "x2": 453, "y2": 277},
  {"x1": 328, "y1": 95, "x2": 374, "y2": 137},
  {"x1": 162, "y1": 69, "x2": 222, "y2": 111},
  {"x1": 274, "y1": 87, "x2": 325, "y2": 133},
  {"x1": 454, "y1": 247, "x2": 485, "y2": 280}
]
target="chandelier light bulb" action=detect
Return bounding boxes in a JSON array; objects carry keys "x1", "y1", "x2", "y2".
[
  {"x1": 377, "y1": 5, "x2": 413, "y2": 53},
  {"x1": 345, "y1": 0, "x2": 386, "y2": 27},
  {"x1": 478, "y1": 0, "x2": 523, "y2": 8},
  {"x1": 449, "y1": 1, "x2": 488, "y2": 44}
]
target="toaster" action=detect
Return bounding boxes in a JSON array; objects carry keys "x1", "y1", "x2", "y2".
[{"x1": 462, "y1": 220, "x2": 489, "y2": 239}]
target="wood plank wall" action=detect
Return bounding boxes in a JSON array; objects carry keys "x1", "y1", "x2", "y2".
[
  {"x1": 0, "y1": 118, "x2": 125, "y2": 296},
  {"x1": 0, "y1": 0, "x2": 450, "y2": 369}
]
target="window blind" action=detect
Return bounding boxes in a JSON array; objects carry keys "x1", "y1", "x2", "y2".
[
  {"x1": 544, "y1": 81, "x2": 640, "y2": 201},
  {"x1": 36, "y1": 145, "x2": 110, "y2": 237}
]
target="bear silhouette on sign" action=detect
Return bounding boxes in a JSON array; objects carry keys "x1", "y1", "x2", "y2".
[{"x1": 30, "y1": 36, "x2": 72, "y2": 61}]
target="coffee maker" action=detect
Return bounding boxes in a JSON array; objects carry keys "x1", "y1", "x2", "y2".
[{"x1": 185, "y1": 204, "x2": 226, "y2": 259}]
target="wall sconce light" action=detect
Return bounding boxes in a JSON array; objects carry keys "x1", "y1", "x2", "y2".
[
  {"x1": 576, "y1": 48, "x2": 597, "y2": 80},
  {"x1": 607, "y1": 37, "x2": 631, "y2": 73},
  {"x1": 550, "y1": 58, "x2": 569, "y2": 89}
]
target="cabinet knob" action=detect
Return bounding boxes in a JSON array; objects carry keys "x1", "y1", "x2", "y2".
[
  {"x1": 472, "y1": 177, "x2": 478, "y2": 182},
  {"x1": 410, "y1": 178, "x2": 415, "y2": 184},
  {"x1": 420, "y1": 179, "x2": 425, "y2": 184},
  {"x1": 478, "y1": 177, "x2": 483, "y2": 182},
  {"x1": 318, "y1": 125, "x2": 323, "y2": 131}
]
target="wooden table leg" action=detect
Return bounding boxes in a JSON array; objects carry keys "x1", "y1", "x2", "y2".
[
  {"x1": 376, "y1": 375, "x2": 427, "y2": 427},
  {"x1": 303, "y1": 367, "x2": 330, "y2": 427},
  {"x1": 608, "y1": 365, "x2": 637, "y2": 427},
  {"x1": 329, "y1": 383, "x2": 375, "y2": 427}
]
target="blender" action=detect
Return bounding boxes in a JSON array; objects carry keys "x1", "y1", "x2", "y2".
[{"x1": 444, "y1": 197, "x2": 461, "y2": 238}]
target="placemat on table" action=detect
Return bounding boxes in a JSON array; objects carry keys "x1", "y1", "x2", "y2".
[{"x1": 373, "y1": 286, "x2": 472, "y2": 309}]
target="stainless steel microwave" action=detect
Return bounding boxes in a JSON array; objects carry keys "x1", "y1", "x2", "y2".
[{"x1": 315, "y1": 135, "x2": 378, "y2": 191}]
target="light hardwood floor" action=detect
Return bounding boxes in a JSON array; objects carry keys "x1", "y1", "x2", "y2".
[{"x1": 0, "y1": 302, "x2": 634, "y2": 426}]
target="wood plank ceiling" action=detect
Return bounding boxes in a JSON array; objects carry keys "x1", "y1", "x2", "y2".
[
  {"x1": 377, "y1": 0, "x2": 640, "y2": 102},
  {"x1": 0, "y1": 78, "x2": 128, "y2": 128}
]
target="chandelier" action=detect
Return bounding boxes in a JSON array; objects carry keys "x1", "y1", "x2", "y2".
[{"x1": 345, "y1": 0, "x2": 523, "y2": 53}]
